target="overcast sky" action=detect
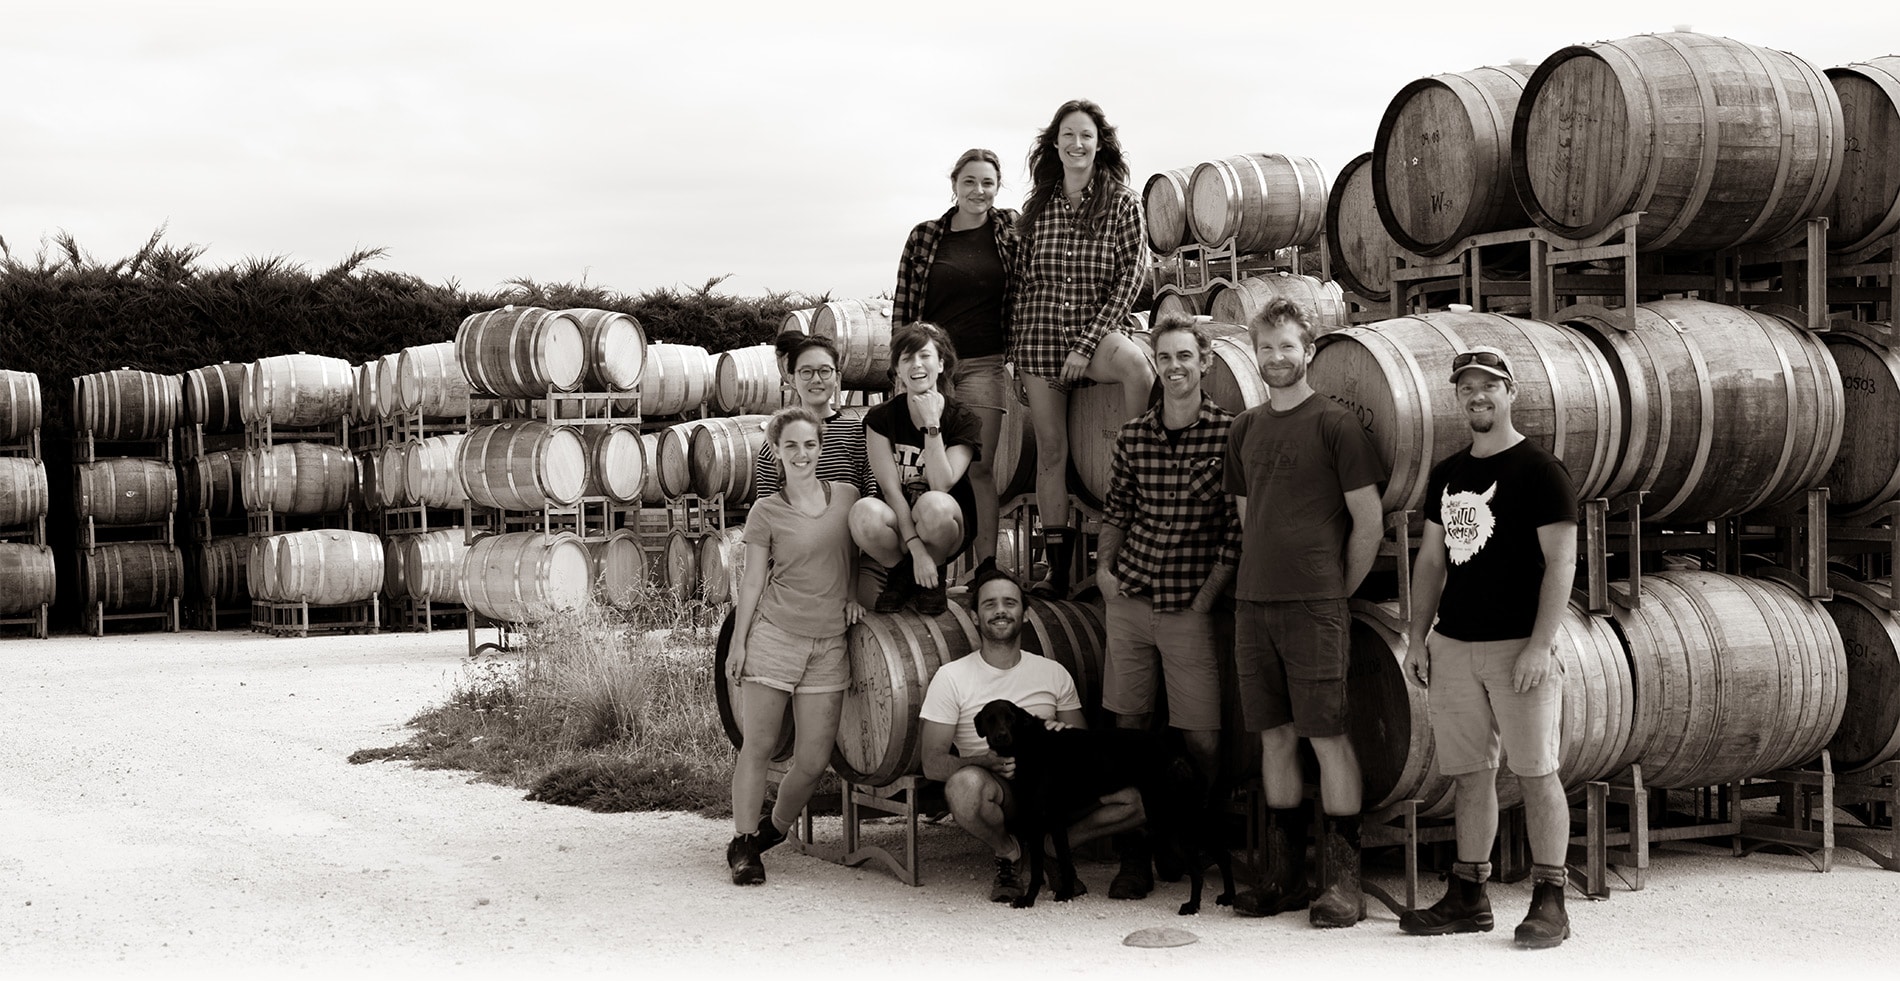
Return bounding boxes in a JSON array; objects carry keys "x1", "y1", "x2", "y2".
[{"x1": 6, "y1": 0, "x2": 1896, "y2": 303}]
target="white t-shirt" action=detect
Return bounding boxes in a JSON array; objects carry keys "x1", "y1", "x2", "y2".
[{"x1": 919, "y1": 651, "x2": 1082, "y2": 759}]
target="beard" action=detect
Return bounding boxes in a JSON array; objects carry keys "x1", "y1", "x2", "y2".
[
  {"x1": 1263, "y1": 360, "x2": 1306, "y2": 389},
  {"x1": 980, "y1": 618, "x2": 1021, "y2": 645},
  {"x1": 1468, "y1": 416, "x2": 1495, "y2": 433}
]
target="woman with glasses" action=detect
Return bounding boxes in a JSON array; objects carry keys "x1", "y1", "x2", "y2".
[
  {"x1": 753, "y1": 332, "x2": 874, "y2": 501},
  {"x1": 894, "y1": 147, "x2": 1020, "y2": 584}
]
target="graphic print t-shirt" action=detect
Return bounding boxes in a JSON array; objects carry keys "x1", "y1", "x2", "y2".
[
  {"x1": 864, "y1": 393, "x2": 983, "y2": 523},
  {"x1": 1425, "y1": 439, "x2": 1579, "y2": 641}
]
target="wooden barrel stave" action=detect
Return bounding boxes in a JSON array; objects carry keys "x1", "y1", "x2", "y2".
[
  {"x1": 399, "y1": 529, "x2": 468, "y2": 603},
  {"x1": 246, "y1": 443, "x2": 356, "y2": 515},
  {"x1": 689, "y1": 415, "x2": 770, "y2": 503},
  {"x1": 73, "y1": 370, "x2": 181, "y2": 439},
  {"x1": 663, "y1": 529, "x2": 699, "y2": 604},
  {"x1": 405, "y1": 434, "x2": 468, "y2": 510},
  {"x1": 561, "y1": 308, "x2": 647, "y2": 392},
  {"x1": 581, "y1": 424, "x2": 647, "y2": 505},
  {"x1": 397, "y1": 342, "x2": 472, "y2": 420},
  {"x1": 1326, "y1": 152, "x2": 1397, "y2": 303},
  {"x1": 1187, "y1": 153, "x2": 1328, "y2": 253},
  {"x1": 1144, "y1": 167, "x2": 1195, "y2": 254},
  {"x1": 456, "y1": 307, "x2": 587, "y2": 398},
  {"x1": 1824, "y1": 57, "x2": 1900, "y2": 253},
  {"x1": 0, "y1": 543, "x2": 57, "y2": 614},
  {"x1": 83, "y1": 542, "x2": 182, "y2": 611},
  {"x1": 0, "y1": 457, "x2": 50, "y2": 526},
  {"x1": 593, "y1": 529, "x2": 650, "y2": 608},
  {"x1": 458, "y1": 421, "x2": 587, "y2": 510},
  {"x1": 713, "y1": 345, "x2": 784, "y2": 415},
  {"x1": 831, "y1": 604, "x2": 983, "y2": 785},
  {"x1": 0, "y1": 369, "x2": 43, "y2": 440},
  {"x1": 462, "y1": 531, "x2": 593, "y2": 623},
  {"x1": 75, "y1": 458, "x2": 176, "y2": 524},
  {"x1": 183, "y1": 362, "x2": 249, "y2": 433},
  {"x1": 656, "y1": 420, "x2": 715, "y2": 500},
  {"x1": 247, "y1": 354, "x2": 356, "y2": 428},
  {"x1": 274, "y1": 529, "x2": 384, "y2": 606},
  {"x1": 1375, "y1": 65, "x2": 1533, "y2": 255}
]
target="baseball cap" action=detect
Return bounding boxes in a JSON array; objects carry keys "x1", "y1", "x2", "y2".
[{"x1": 1450, "y1": 346, "x2": 1513, "y2": 384}]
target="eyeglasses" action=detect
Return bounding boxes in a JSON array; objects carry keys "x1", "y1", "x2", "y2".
[
  {"x1": 795, "y1": 366, "x2": 837, "y2": 381},
  {"x1": 1452, "y1": 350, "x2": 1508, "y2": 371}
]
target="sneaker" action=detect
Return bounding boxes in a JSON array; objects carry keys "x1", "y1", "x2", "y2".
[
  {"x1": 989, "y1": 855, "x2": 1025, "y2": 903},
  {"x1": 913, "y1": 576, "x2": 948, "y2": 616},
  {"x1": 727, "y1": 833, "x2": 766, "y2": 886},
  {"x1": 873, "y1": 558, "x2": 916, "y2": 613}
]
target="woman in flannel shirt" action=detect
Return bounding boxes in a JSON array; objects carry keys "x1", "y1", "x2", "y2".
[
  {"x1": 1011, "y1": 99, "x2": 1155, "y2": 597},
  {"x1": 893, "y1": 147, "x2": 1021, "y2": 585}
]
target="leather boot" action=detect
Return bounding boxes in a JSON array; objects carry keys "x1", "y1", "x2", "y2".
[
  {"x1": 1398, "y1": 860, "x2": 1494, "y2": 935},
  {"x1": 1514, "y1": 864, "x2": 1570, "y2": 948},
  {"x1": 1108, "y1": 831, "x2": 1154, "y2": 900},
  {"x1": 1029, "y1": 527, "x2": 1073, "y2": 598},
  {"x1": 1309, "y1": 813, "x2": 1364, "y2": 928},
  {"x1": 1231, "y1": 805, "x2": 1309, "y2": 917}
]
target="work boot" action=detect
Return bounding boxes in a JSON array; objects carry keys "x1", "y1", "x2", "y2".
[
  {"x1": 1231, "y1": 805, "x2": 1310, "y2": 917},
  {"x1": 1028, "y1": 527, "x2": 1074, "y2": 598},
  {"x1": 727, "y1": 833, "x2": 765, "y2": 886},
  {"x1": 1309, "y1": 813, "x2": 1365, "y2": 928},
  {"x1": 1399, "y1": 860, "x2": 1494, "y2": 935},
  {"x1": 1108, "y1": 832, "x2": 1155, "y2": 900},
  {"x1": 913, "y1": 566, "x2": 949, "y2": 616},
  {"x1": 1514, "y1": 865, "x2": 1571, "y2": 948},
  {"x1": 753, "y1": 816, "x2": 787, "y2": 854},
  {"x1": 873, "y1": 556, "x2": 916, "y2": 613}
]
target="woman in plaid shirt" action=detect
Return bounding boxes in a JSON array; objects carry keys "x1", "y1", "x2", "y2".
[{"x1": 1011, "y1": 99, "x2": 1155, "y2": 597}]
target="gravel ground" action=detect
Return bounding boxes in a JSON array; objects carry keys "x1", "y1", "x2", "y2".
[{"x1": 1, "y1": 629, "x2": 1896, "y2": 980}]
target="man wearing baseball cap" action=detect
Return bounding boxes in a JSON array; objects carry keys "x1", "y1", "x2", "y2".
[{"x1": 1398, "y1": 345, "x2": 1580, "y2": 948}]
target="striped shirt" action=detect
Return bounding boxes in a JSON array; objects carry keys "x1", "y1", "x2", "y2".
[
  {"x1": 1009, "y1": 182, "x2": 1145, "y2": 382},
  {"x1": 752, "y1": 408, "x2": 876, "y2": 500},
  {"x1": 1102, "y1": 395, "x2": 1242, "y2": 612}
]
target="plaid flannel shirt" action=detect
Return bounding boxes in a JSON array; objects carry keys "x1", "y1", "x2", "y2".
[
  {"x1": 1102, "y1": 395, "x2": 1243, "y2": 612},
  {"x1": 893, "y1": 205, "x2": 1022, "y2": 328},
  {"x1": 1009, "y1": 182, "x2": 1145, "y2": 381}
]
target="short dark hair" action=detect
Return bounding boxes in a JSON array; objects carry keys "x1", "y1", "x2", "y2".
[
  {"x1": 888, "y1": 322, "x2": 959, "y2": 388},
  {"x1": 970, "y1": 565, "x2": 1025, "y2": 605},
  {"x1": 1148, "y1": 311, "x2": 1211, "y2": 358},
  {"x1": 775, "y1": 330, "x2": 840, "y2": 376}
]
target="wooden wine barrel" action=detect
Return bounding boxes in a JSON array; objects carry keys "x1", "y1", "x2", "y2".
[
  {"x1": 713, "y1": 345, "x2": 785, "y2": 415},
  {"x1": 1565, "y1": 300, "x2": 1844, "y2": 521},
  {"x1": 374, "y1": 351, "x2": 405, "y2": 418},
  {"x1": 0, "y1": 369, "x2": 41, "y2": 440},
  {"x1": 197, "y1": 538, "x2": 249, "y2": 605},
  {"x1": 456, "y1": 306, "x2": 587, "y2": 398},
  {"x1": 352, "y1": 450, "x2": 378, "y2": 511},
  {"x1": 637, "y1": 343, "x2": 714, "y2": 417},
  {"x1": 592, "y1": 529, "x2": 650, "y2": 608},
  {"x1": 1206, "y1": 274, "x2": 1348, "y2": 333},
  {"x1": 663, "y1": 529, "x2": 699, "y2": 604},
  {"x1": 0, "y1": 457, "x2": 50, "y2": 526},
  {"x1": 993, "y1": 387, "x2": 1037, "y2": 501},
  {"x1": 656, "y1": 420, "x2": 716, "y2": 500},
  {"x1": 462, "y1": 531, "x2": 593, "y2": 622},
  {"x1": 811, "y1": 298, "x2": 896, "y2": 391},
  {"x1": 245, "y1": 354, "x2": 356, "y2": 428},
  {"x1": 1374, "y1": 64, "x2": 1534, "y2": 255},
  {"x1": 248, "y1": 537, "x2": 283, "y2": 602},
  {"x1": 1066, "y1": 347, "x2": 1155, "y2": 510},
  {"x1": 1144, "y1": 167, "x2": 1195, "y2": 253},
  {"x1": 458, "y1": 421, "x2": 587, "y2": 510},
  {"x1": 690, "y1": 415, "x2": 770, "y2": 503},
  {"x1": 697, "y1": 526, "x2": 747, "y2": 606},
  {"x1": 182, "y1": 450, "x2": 242, "y2": 517},
  {"x1": 398, "y1": 529, "x2": 468, "y2": 603},
  {"x1": 830, "y1": 597, "x2": 1107, "y2": 787},
  {"x1": 561, "y1": 308, "x2": 647, "y2": 392},
  {"x1": 382, "y1": 535, "x2": 412, "y2": 599},
  {"x1": 1820, "y1": 324, "x2": 1900, "y2": 515},
  {"x1": 578, "y1": 424, "x2": 646, "y2": 504},
  {"x1": 1349, "y1": 598, "x2": 1633, "y2": 818},
  {"x1": 82, "y1": 542, "x2": 183, "y2": 612},
  {"x1": 639, "y1": 432, "x2": 665, "y2": 505},
  {"x1": 1187, "y1": 153, "x2": 1328, "y2": 252},
  {"x1": 1151, "y1": 290, "x2": 1205, "y2": 321},
  {"x1": 1821, "y1": 575, "x2": 1900, "y2": 772},
  {"x1": 403, "y1": 434, "x2": 467, "y2": 509},
  {"x1": 1824, "y1": 57, "x2": 1900, "y2": 253},
  {"x1": 0, "y1": 543, "x2": 56, "y2": 615},
  {"x1": 182, "y1": 362, "x2": 248, "y2": 433},
  {"x1": 273, "y1": 529, "x2": 383, "y2": 606},
  {"x1": 781, "y1": 308, "x2": 815, "y2": 336},
  {"x1": 713, "y1": 606, "x2": 797, "y2": 763},
  {"x1": 1200, "y1": 326, "x2": 1268, "y2": 415},
  {"x1": 396, "y1": 342, "x2": 472, "y2": 420},
  {"x1": 353, "y1": 360, "x2": 381, "y2": 422},
  {"x1": 243, "y1": 443, "x2": 356, "y2": 515},
  {"x1": 376, "y1": 442, "x2": 413, "y2": 508},
  {"x1": 1512, "y1": 31, "x2": 1844, "y2": 251},
  {"x1": 1310, "y1": 312, "x2": 1622, "y2": 513},
  {"x1": 72, "y1": 370, "x2": 181, "y2": 439},
  {"x1": 1612, "y1": 571, "x2": 1845, "y2": 788},
  {"x1": 1327, "y1": 152, "x2": 1397, "y2": 303},
  {"x1": 75, "y1": 458, "x2": 176, "y2": 524}
]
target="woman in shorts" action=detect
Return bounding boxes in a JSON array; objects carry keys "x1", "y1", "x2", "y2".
[
  {"x1": 894, "y1": 147, "x2": 1019, "y2": 582},
  {"x1": 726, "y1": 405, "x2": 863, "y2": 886}
]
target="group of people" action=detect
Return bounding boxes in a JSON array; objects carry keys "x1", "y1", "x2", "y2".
[{"x1": 720, "y1": 97, "x2": 1582, "y2": 951}]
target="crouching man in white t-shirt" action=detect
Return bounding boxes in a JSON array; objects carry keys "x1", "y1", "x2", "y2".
[{"x1": 918, "y1": 567, "x2": 1145, "y2": 903}]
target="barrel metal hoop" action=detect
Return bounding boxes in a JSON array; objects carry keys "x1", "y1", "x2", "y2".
[{"x1": 1646, "y1": 31, "x2": 1722, "y2": 251}]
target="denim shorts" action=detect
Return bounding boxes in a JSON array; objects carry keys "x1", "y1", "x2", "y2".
[
  {"x1": 1233, "y1": 598, "x2": 1349, "y2": 737},
  {"x1": 946, "y1": 354, "x2": 1009, "y2": 412},
  {"x1": 742, "y1": 614, "x2": 849, "y2": 695}
]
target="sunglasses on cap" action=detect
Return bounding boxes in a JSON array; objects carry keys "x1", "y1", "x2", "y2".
[{"x1": 1451, "y1": 350, "x2": 1508, "y2": 372}]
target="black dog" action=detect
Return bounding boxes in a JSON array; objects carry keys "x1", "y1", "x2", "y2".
[{"x1": 973, "y1": 699, "x2": 1235, "y2": 913}]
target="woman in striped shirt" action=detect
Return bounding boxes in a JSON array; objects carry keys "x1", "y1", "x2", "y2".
[
  {"x1": 752, "y1": 332, "x2": 873, "y2": 501},
  {"x1": 1011, "y1": 99, "x2": 1155, "y2": 598}
]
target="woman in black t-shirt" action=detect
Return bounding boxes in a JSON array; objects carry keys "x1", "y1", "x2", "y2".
[{"x1": 850, "y1": 322, "x2": 982, "y2": 616}]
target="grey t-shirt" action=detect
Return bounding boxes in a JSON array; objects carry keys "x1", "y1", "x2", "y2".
[{"x1": 743, "y1": 481, "x2": 859, "y2": 638}]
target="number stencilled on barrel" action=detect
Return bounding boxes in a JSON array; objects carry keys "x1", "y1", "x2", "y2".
[{"x1": 1842, "y1": 373, "x2": 1882, "y2": 395}]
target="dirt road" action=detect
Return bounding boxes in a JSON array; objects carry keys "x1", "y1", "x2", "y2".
[{"x1": 2, "y1": 629, "x2": 1894, "y2": 978}]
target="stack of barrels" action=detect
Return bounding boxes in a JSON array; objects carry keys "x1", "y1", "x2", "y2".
[
  {"x1": 71, "y1": 368, "x2": 184, "y2": 635},
  {"x1": 0, "y1": 369, "x2": 52, "y2": 637},
  {"x1": 179, "y1": 360, "x2": 252, "y2": 629}
]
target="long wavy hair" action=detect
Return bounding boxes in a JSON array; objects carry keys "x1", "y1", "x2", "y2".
[{"x1": 1015, "y1": 99, "x2": 1128, "y2": 244}]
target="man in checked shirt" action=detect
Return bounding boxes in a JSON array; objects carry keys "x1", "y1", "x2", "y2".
[{"x1": 1094, "y1": 312, "x2": 1241, "y2": 901}]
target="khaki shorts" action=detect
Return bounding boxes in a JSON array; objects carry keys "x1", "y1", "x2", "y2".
[
  {"x1": 1426, "y1": 631, "x2": 1563, "y2": 778},
  {"x1": 1102, "y1": 594, "x2": 1222, "y2": 731},
  {"x1": 742, "y1": 615, "x2": 849, "y2": 695},
  {"x1": 1234, "y1": 598, "x2": 1349, "y2": 737},
  {"x1": 947, "y1": 354, "x2": 1009, "y2": 412}
]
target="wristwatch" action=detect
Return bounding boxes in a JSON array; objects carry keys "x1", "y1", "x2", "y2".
[{"x1": 922, "y1": 426, "x2": 941, "y2": 436}]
